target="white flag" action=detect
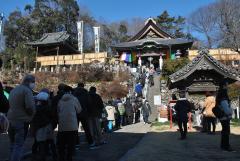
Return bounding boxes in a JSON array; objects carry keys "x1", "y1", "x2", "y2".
[
  {"x1": 93, "y1": 26, "x2": 100, "y2": 53},
  {"x1": 77, "y1": 21, "x2": 83, "y2": 54}
]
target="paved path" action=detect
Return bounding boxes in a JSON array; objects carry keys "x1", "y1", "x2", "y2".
[
  {"x1": 120, "y1": 126, "x2": 240, "y2": 161},
  {"x1": 0, "y1": 122, "x2": 151, "y2": 161}
]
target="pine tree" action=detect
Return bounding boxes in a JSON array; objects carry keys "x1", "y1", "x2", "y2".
[{"x1": 155, "y1": 11, "x2": 187, "y2": 38}]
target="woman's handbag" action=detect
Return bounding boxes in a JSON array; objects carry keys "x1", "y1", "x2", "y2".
[{"x1": 212, "y1": 105, "x2": 225, "y2": 119}]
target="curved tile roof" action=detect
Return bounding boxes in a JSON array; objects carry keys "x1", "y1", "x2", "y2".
[
  {"x1": 169, "y1": 49, "x2": 240, "y2": 84},
  {"x1": 128, "y1": 18, "x2": 174, "y2": 41},
  {"x1": 112, "y1": 38, "x2": 193, "y2": 49},
  {"x1": 26, "y1": 31, "x2": 70, "y2": 46}
]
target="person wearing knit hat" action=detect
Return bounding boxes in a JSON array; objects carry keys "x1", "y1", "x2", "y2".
[
  {"x1": 32, "y1": 88, "x2": 56, "y2": 161},
  {"x1": 36, "y1": 91, "x2": 49, "y2": 101}
]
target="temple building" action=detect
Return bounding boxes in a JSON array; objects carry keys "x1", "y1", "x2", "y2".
[
  {"x1": 168, "y1": 49, "x2": 240, "y2": 93},
  {"x1": 26, "y1": 31, "x2": 107, "y2": 69},
  {"x1": 111, "y1": 18, "x2": 193, "y2": 69}
]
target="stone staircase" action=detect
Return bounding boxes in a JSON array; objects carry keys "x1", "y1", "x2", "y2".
[{"x1": 147, "y1": 75, "x2": 161, "y2": 122}]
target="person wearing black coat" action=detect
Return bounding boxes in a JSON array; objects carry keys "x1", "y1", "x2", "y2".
[
  {"x1": 216, "y1": 80, "x2": 234, "y2": 152},
  {"x1": 174, "y1": 92, "x2": 191, "y2": 140},
  {"x1": 0, "y1": 82, "x2": 9, "y2": 113},
  {"x1": 73, "y1": 83, "x2": 93, "y2": 146},
  {"x1": 88, "y1": 86, "x2": 105, "y2": 146},
  {"x1": 51, "y1": 83, "x2": 67, "y2": 129},
  {"x1": 125, "y1": 98, "x2": 134, "y2": 125}
]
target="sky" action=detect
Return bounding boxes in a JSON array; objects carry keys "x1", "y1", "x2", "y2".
[
  {"x1": 1, "y1": 0, "x2": 216, "y2": 22},
  {"x1": 0, "y1": 0, "x2": 216, "y2": 42}
]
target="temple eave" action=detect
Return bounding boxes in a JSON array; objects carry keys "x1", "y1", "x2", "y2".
[{"x1": 113, "y1": 41, "x2": 193, "y2": 50}]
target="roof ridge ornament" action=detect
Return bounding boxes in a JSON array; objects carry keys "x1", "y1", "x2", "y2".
[
  {"x1": 145, "y1": 17, "x2": 156, "y2": 25},
  {"x1": 198, "y1": 48, "x2": 209, "y2": 56}
]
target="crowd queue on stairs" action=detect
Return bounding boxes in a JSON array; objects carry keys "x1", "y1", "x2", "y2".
[{"x1": 0, "y1": 70, "x2": 153, "y2": 161}]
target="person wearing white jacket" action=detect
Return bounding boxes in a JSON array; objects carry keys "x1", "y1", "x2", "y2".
[{"x1": 57, "y1": 91, "x2": 82, "y2": 161}]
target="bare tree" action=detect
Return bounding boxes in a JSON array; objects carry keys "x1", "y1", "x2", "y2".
[
  {"x1": 127, "y1": 17, "x2": 145, "y2": 36},
  {"x1": 188, "y1": 4, "x2": 217, "y2": 48},
  {"x1": 215, "y1": 0, "x2": 240, "y2": 53}
]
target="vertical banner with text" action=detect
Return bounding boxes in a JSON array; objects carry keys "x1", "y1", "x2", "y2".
[
  {"x1": 93, "y1": 26, "x2": 100, "y2": 53},
  {"x1": 77, "y1": 21, "x2": 83, "y2": 54}
]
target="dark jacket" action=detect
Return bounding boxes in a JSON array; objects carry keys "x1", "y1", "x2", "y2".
[
  {"x1": 32, "y1": 101, "x2": 52, "y2": 130},
  {"x1": 88, "y1": 92, "x2": 104, "y2": 118},
  {"x1": 125, "y1": 100, "x2": 134, "y2": 116},
  {"x1": 140, "y1": 73, "x2": 146, "y2": 87},
  {"x1": 174, "y1": 98, "x2": 191, "y2": 122},
  {"x1": 51, "y1": 90, "x2": 65, "y2": 127},
  {"x1": 73, "y1": 87, "x2": 89, "y2": 119},
  {"x1": 142, "y1": 101, "x2": 151, "y2": 116}
]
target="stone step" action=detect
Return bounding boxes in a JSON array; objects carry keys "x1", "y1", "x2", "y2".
[{"x1": 147, "y1": 75, "x2": 161, "y2": 122}]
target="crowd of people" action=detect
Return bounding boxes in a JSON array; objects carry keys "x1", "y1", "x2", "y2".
[
  {"x1": 173, "y1": 80, "x2": 235, "y2": 152},
  {"x1": 0, "y1": 75, "x2": 104, "y2": 161},
  {"x1": 0, "y1": 68, "x2": 236, "y2": 161},
  {"x1": 0, "y1": 73, "x2": 153, "y2": 161}
]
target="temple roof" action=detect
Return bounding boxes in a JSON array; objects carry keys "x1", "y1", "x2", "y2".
[
  {"x1": 168, "y1": 49, "x2": 240, "y2": 89},
  {"x1": 112, "y1": 18, "x2": 193, "y2": 50},
  {"x1": 113, "y1": 38, "x2": 193, "y2": 50},
  {"x1": 26, "y1": 31, "x2": 71, "y2": 46},
  {"x1": 129, "y1": 18, "x2": 173, "y2": 41},
  {"x1": 26, "y1": 31, "x2": 79, "y2": 54}
]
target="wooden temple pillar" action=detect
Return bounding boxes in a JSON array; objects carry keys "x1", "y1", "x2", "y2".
[
  {"x1": 168, "y1": 45, "x2": 172, "y2": 60},
  {"x1": 56, "y1": 46, "x2": 60, "y2": 73},
  {"x1": 138, "y1": 54, "x2": 142, "y2": 66},
  {"x1": 35, "y1": 46, "x2": 39, "y2": 72}
]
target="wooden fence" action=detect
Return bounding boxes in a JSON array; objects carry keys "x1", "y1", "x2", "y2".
[{"x1": 36, "y1": 52, "x2": 107, "y2": 66}]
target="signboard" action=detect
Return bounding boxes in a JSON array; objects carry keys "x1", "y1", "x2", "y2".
[
  {"x1": 77, "y1": 21, "x2": 83, "y2": 54},
  {"x1": 154, "y1": 95, "x2": 161, "y2": 105},
  {"x1": 131, "y1": 68, "x2": 137, "y2": 73},
  {"x1": 93, "y1": 26, "x2": 100, "y2": 53}
]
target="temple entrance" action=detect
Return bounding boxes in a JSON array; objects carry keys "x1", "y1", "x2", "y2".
[
  {"x1": 140, "y1": 53, "x2": 160, "y2": 69},
  {"x1": 112, "y1": 18, "x2": 193, "y2": 70}
]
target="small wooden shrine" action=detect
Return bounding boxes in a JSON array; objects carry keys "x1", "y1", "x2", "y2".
[
  {"x1": 168, "y1": 49, "x2": 240, "y2": 93},
  {"x1": 26, "y1": 31, "x2": 107, "y2": 68}
]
